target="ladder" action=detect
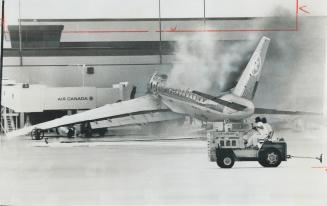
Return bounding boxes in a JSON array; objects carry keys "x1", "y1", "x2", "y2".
[
  {"x1": 5, "y1": 115, "x2": 16, "y2": 132},
  {"x1": 1, "y1": 107, "x2": 18, "y2": 134}
]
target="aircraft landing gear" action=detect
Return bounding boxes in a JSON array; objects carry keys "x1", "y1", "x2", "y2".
[
  {"x1": 67, "y1": 127, "x2": 75, "y2": 138},
  {"x1": 81, "y1": 122, "x2": 93, "y2": 137},
  {"x1": 31, "y1": 129, "x2": 44, "y2": 140},
  {"x1": 96, "y1": 128, "x2": 107, "y2": 137}
]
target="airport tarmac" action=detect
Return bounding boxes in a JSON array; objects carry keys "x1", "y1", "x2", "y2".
[{"x1": 0, "y1": 125, "x2": 327, "y2": 206}]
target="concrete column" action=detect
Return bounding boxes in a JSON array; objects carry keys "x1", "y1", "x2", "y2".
[
  {"x1": 3, "y1": 107, "x2": 7, "y2": 132},
  {"x1": 19, "y1": 112, "x2": 24, "y2": 129}
]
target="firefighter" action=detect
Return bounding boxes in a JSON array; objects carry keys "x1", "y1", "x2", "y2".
[
  {"x1": 253, "y1": 117, "x2": 264, "y2": 132},
  {"x1": 253, "y1": 117, "x2": 274, "y2": 148},
  {"x1": 244, "y1": 117, "x2": 264, "y2": 148},
  {"x1": 261, "y1": 117, "x2": 273, "y2": 140}
]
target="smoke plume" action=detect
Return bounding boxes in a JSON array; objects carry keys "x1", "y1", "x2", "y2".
[
  {"x1": 166, "y1": 9, "x2": 325, "y2": 113},
  {"x1": 166, "y1": 33, "x2": 257, "y2": 94}
]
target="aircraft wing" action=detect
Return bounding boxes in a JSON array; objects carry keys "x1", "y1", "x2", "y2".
[
  {"x1": 254, "y1": 108, "x2": 324, "y2": 131},
  {"x1": 7, "y1": 95, "x2": 185, "y2": 138},
  {"x1": 254, "y1": 108, "x2": 321, "y2": 115}
]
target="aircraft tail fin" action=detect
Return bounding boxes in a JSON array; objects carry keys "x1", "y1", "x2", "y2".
[{"x1": 232, "y1": 36, "x2": 270, "y2": 100}]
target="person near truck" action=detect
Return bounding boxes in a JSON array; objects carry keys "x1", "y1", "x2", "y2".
[
  {"x1": 261, "y1": 117, "x2": 273, "y2": 140},
  {"x1": 244, "y1": 117, "x2": 264, "y2": 148},
  {"x1": 253, "y1": 117, "x2": 274, "y2": 147}
]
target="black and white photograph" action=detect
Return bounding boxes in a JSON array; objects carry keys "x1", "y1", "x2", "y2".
[{"x1": 0, "y1": 0, "x2": 326, "y2": 205}]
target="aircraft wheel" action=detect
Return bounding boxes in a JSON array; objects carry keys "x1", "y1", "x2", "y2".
[
  {"x1": 31, "y1": 129, "x2": 44, "y2": 140},
  {"x1": 67, "y1": 127, "x2": 75, "y2": 138},
  {"x1": 217, "y1": 151, "x2": 235, "y2": 168},
  {"x1": 97, "y1": 128, "x2": 107, "y2": 137},
  {"x1": 81, "y1": 122, "x2": 93, "y2": 137},
  {"x1": 85, "y1": 129, "x2": 93, "y2": 138},
  {"x1": 258, "y1": 149, "x2": 281, "y2": 167}
]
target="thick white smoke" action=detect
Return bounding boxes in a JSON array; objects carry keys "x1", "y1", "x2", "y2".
[{"x1": 166, "y1": 33, "x2": 257, "y2": 94}]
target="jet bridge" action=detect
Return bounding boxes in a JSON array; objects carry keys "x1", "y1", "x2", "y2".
[{"x1": 1, "y1": 80, "x2": 134, "y2": 133}]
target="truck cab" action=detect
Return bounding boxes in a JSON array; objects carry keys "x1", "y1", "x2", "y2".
[{"x1": 207, "y1": 121, "x2": 287, "y2": 168}]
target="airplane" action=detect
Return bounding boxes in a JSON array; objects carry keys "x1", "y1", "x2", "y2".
[{"x1": 7, "y1": 36, "x2": 272, "y2": 140}]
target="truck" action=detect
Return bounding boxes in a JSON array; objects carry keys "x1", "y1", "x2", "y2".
[{"x1": 207, "y1": 121, "x2": 287, "y2": 168}]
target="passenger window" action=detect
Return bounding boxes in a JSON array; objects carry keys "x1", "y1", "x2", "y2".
[{"x1": 220, "y1": 140, "x2": 224, "y2": 146}]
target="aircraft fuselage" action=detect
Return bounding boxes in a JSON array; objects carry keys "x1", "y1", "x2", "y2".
[{"x1": 149, "y1": 73, "x2": 254, "y2": 122}]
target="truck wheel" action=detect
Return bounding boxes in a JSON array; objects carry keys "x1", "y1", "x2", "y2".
[
  {"x1": 258, "y1": 149, "x2": 281, "y2": 167},
  {"x1": 217, "y1": 152, "x2": 235, "y2": 168}
]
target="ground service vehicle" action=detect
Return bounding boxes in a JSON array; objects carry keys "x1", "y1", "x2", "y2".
[{"x1": 207, "y1": 121, "x2": 287, "y2": 168}]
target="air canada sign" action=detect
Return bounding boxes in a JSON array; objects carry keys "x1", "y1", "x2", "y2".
[
  {"x1": 44, "y1": 87, "x2": 97, "y2": 110},
  {"x1": 58, "y1": 96, "x2": 94, "y2": 101}
]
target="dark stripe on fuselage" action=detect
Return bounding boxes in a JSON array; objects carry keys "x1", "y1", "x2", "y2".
[
  {"x1": 192, "y1": 91, "x2": 247, "y2": 111},
  {"x1": 157, "y1": 88, "x2": 225, "y2": 112}
]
